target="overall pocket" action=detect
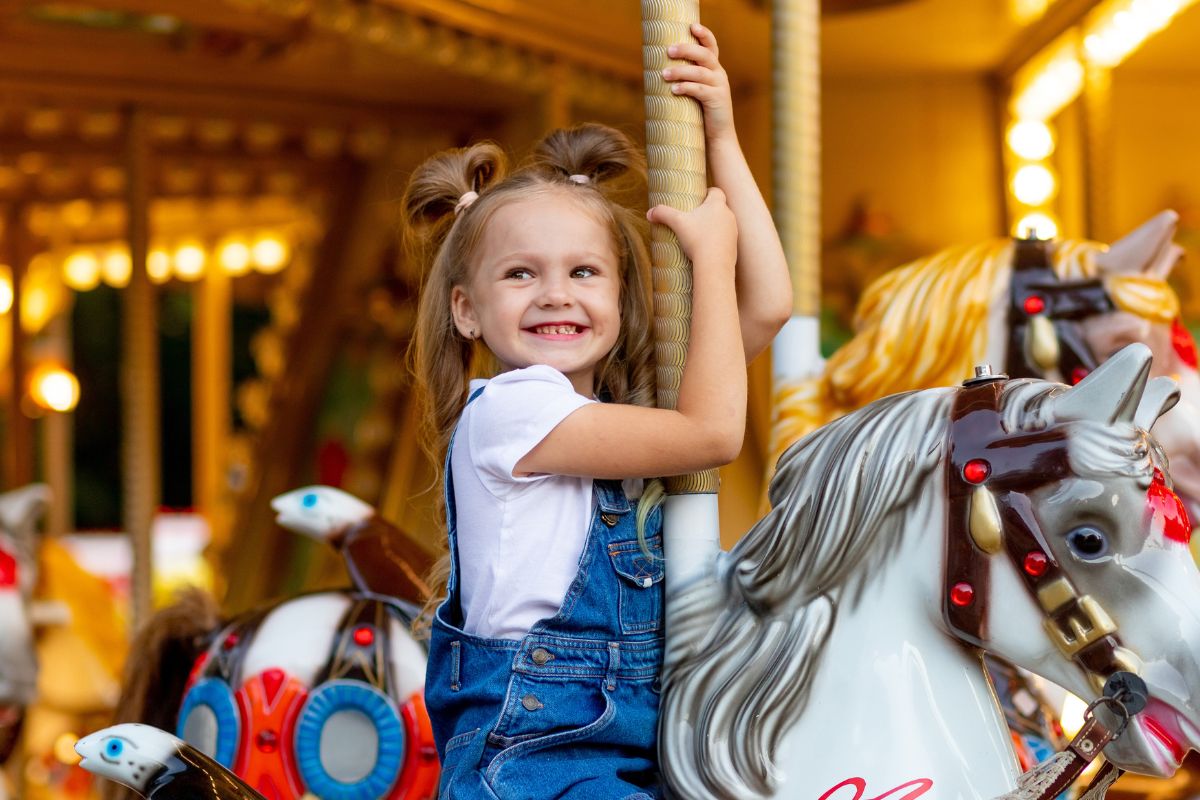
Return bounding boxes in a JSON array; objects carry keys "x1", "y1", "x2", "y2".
[{"x1": 608, "y1": 537, "x2": 664, "y2": 634}]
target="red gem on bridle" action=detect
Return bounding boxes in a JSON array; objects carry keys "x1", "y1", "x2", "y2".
[
  {"x1": 1148, "y1": 468, "x2": 1192, "y2": 545},
  {"x1": 0, "y1": 546, "x2": 16, "y2": 589},
  {"x1": 1172, "y1": 318, "x2": 1199, "y2": 370}
]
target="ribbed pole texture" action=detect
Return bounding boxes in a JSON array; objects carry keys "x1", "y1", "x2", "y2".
[
  {"x1": 773, "y1": 0, "x2": 821, "y2": 316},
  {"x1": 642, "y1": 0, "x2": 717, "y2": 495}
]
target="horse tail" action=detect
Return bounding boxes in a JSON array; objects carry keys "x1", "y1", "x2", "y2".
[{"x1": 103, "y1": 588, "x2": 222, "y2": 800}]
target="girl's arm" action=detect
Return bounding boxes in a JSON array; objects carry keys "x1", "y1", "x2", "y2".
[
  {"x1": 517, "y1": 188, "x2": 746, "y2": 479},
  {"x1": 664, "y1": 24, "x2": 792, "y2": 363}
]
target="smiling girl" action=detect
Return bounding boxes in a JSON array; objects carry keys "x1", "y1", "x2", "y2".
[{"x1": 403, "y1": 27, "x2": 789, "y2": 800}]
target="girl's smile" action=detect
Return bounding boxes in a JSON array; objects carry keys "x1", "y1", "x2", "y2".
[{"x1": 451, "y1": 192, "x2": 622, "y2": 396}]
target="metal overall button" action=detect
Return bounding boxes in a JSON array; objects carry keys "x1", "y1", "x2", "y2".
[
  {"x1": 601, "y1": 512, "x2": 619, "y2": 527},
  {"x1": 530, "y1": 647, "x2": 553, "y2": 666},
  {"x1": 521, "y1": 694, "x2": 543, "y2": 712}
]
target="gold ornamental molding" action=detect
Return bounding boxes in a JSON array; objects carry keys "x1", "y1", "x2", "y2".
[{"x1": 219, "y1": 0, "x2": 643, "y2": 115}]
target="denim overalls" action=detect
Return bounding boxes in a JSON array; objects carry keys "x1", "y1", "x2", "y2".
[{"x1": 426, "y1": 392, "x2": 665, "y2": 800}]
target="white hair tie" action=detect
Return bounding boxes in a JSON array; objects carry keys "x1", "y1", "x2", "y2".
[
  {"x1": 454, "y1": 190, "x2": 479, "y2": 215},
  {"x1": 567, "y1": 174, "x2": 591, "y2": 185}
]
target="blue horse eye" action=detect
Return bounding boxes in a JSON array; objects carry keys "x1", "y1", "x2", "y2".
[
  {"x1": 105, "y1": 739, "x2": 124, "y2": 757},
  {"x1": 302, "y1": 493, "x2": 318, "y2": 508}
]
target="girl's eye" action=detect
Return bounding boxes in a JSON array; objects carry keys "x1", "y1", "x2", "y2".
[
  {"x1": 1066, "y1": 526, "x2": 1109, "y2": 560},
  {"x1": 572, "y1": 266, "x2": 597, "y2": 278},
  {"x1": 506, "y1": 268, "x2": 533, "y2": 280}
]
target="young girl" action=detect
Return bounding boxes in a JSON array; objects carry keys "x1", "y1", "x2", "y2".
[{"x1": 404, "y1": 26, "x2": 789, "y2": 800}]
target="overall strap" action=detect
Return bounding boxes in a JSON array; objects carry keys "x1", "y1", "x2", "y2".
[{"x1": 442, "y1": 385, "x2": 487, "y2": 598}]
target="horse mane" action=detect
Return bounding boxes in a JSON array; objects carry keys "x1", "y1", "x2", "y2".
[
  {"x1": 662, "y1": 378, "x2": 1146, "y2": 800},
  {"x1": 769, "y1": 237, "x2": 1106, "y2": 470},
  {"x1": 660, "y1": 387, "x2": 953, "y2": 799}
]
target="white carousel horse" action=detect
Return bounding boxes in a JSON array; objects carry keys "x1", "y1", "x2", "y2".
[
  {"x1": 110, "y1": 487, "x2": 439, "y2": 800},
  {"x1": 0, "y1": 484, "x2": 50, "y2": 769},
  {"x1": 663, "y1": 344, "x2": 1200, "y2": 799},
  {"x1": 773, "y1": 212, "x2": 1200, "y2": 525}
]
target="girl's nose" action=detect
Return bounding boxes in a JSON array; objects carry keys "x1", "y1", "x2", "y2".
[{"x1": 537, "y1": 277, "x2": 573, "y2": 307}]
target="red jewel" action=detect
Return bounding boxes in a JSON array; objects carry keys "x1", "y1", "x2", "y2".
[
  {"x1": 1024, "y1": 295, "x2": 1046, "y2": 315},
  {"x1": 1023, "y1": 551, "x2": 1049, "y2": 577},
  {"x1": 963, "y1": 459, "x2": 991, "y2": 484},
  {"x1": 255, "y1": 730, "x2": 278, "y2": 753},
  {"x1": 1148, "y1": 468, "x2": 1192, "y2": 544},
  {"x1": 353, "y1": 626, "x2": 375, "y2": 647},
  {"x1": 950, "y1": 582, "x2": 975, "y2": 607},
  {"x1": 0, "y1": 549, "x2": 16, "y2": 589},
  {"x1": 1172, "y1": 318, "x2": 1199, "y2": 370},
  {"x1": 223, "y1": 631, "x2": 240, "y2": 650},
  {"x1": 1070, "y1": 367, "x2": 1090, "y2": 385}
]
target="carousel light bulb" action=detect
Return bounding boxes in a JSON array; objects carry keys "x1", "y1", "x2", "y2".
[
  {"x1": 1014, "y1": 212, "x2": 1059, "y2": 240},
  {"x1": 29, "y1": 365, "x2": 80, "y2": 412},
  {"x1": 147, "y1": 249, "x2": 172, "y2": 284},
  {"x1": 102, "y1": 247, "x2": 132, "y2": 288},
  {"x1": 218, "y1": 240, "x2": 252, "y2": 276},
  {"x1": 63, "y1": 252, "x2": 102, "y2": 291},
  {"x1": 173, "y1": 243, "x2": 206, "y2": 281},
  {"x1": 252, "y1": 235, "x2": 289, "y2": 274},
  {"x1": 1006, "y1": 121, "x2": 1055, "y2": 160},
  {"x1": 0, "y1": 265, "x2": 12, "y2": 314},
  {"x1": 1012, "y1": 165, "x2": 1057, "y2": 206}
]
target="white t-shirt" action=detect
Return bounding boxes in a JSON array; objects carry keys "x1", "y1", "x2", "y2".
[{"x1": 451, "y1": 365, "x2": 595, "y2": 640}]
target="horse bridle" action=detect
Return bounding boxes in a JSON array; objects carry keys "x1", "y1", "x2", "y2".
[
  {"x1": 942, "y1": 374, "x2": 1141, "y2": 695},
  {"x1": 1006, "y1": 237, "x2": 1115, "y2": 385}
]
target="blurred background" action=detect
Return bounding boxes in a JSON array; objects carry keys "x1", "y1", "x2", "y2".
[{"x1": 2, "y1": 0, "x2": 1200, "y2": 796}]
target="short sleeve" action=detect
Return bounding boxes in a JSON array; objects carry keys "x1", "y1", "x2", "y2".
[{"x1": 466, "y1": 365, "x2": 594, "y2": 494}]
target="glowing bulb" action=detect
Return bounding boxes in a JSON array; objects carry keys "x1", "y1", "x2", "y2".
[
  {"x1": 1007, "y1": 120, "x2": 1055, "y2": 160},
  {"x1": 1014, "y1": 212, "x2": 1059, "y2": 240},
  {"x1": 251, "y1": 236, "x2": 289, "y2": 274},
  {"x1": 1012, "y1": 165, "x2": 1057, "y2": 206},
  {"x1": 1060, "y1": 692, "x2": 1088, "y2": 738},
  {"x1": 218, "y1": 240, "x2": 252, "y2": 276},
  {"x1": 173, "y1": 243, "x2": 206, "y2": 281},
  {"x1": 29, "y1": 365, "x2": 80, "y2": 412},
  {"x1": 102, "y1": 247, "x2": 131, "y2": 288},
  {"x1": 147, "y1": 249, "x2": 171, "y2": 284},
  {"x1": 0, "y1": 265, "x2": 12, "y2": 314},
  {"x1": 63, "y1": 252, "x2": 102, "y2": 291}
]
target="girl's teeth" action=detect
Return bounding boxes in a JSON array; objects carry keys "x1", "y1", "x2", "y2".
[{"x1": 537, "y1": 325, "x2": 577, "y2": 334}]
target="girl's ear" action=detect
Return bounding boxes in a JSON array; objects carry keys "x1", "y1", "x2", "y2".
[{"x1": 450, "y1": 285, "x2": 480, "y2": 339}]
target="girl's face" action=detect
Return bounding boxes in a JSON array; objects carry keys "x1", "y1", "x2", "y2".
[{"x1": 451, "y1": 193, "x2": 622, "y2": 397}]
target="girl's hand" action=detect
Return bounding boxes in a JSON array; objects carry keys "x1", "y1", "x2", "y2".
[
  {"x1": 662, "y1": 24, "x2": 735, "y2": 145},
  {"x1": 647, "y1": 188, "x2": 737, "y2": 269}
]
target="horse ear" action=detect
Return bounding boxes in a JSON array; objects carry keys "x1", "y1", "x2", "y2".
[
  {"x1": 1094, "y1": 210, "x2": 1180, "y2": 278},
  {"x1": 1052, "y1": 343, "x2": 1152, "y2": 425},
  {"x1": 1135, "y1": 376, "x2": 1180, "y2": 431},
  {"x1": 0, "y1": 483, "x2": 50, "y2": 562}
]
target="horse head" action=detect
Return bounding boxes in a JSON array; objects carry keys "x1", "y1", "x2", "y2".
[{"x1": 665, "y1": 345, "x2": 1200, "y2": 798}]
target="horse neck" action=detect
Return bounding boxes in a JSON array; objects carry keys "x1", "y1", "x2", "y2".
[{"x1": 773, "y1": 499, "x2": 1021, "y2": 800}]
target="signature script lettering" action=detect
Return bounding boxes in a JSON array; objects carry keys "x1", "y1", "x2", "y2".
[{"x1": 818, "y1": 777, "x2": 934, "y2": 800}]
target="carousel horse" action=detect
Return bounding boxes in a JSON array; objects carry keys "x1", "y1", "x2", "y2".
[
  {"x1": 0, "y1": 484, "x2": 50, "y2": 772},
  {"x1": 112, "y1": 487, "x2": 438, "y2": 800},
  {"x1": 772, "y1": 212, "x2": 1200, "y2": 520},
  {"x1": 661, "y1": 345, "x2": 1200, "y2": 799}
]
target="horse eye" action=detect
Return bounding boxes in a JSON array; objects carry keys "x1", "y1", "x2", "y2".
[{"x1": 1067, "y1": 527, "x2": 1108, "y2": 560}]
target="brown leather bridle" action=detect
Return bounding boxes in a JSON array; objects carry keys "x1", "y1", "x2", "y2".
[{"x1": 943, "y1": 374, "x2": 1141, "y2": 694}]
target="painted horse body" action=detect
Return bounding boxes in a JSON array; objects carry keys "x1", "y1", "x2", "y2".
[{"x1": 663, "y1": 346, "x2": 1200, "y2": 799}]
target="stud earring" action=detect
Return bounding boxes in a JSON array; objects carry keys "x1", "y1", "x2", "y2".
[{"x1": 469, "y1": 329, "x2": 476, "y2": 340}]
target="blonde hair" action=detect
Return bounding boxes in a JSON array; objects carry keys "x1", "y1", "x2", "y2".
[
  {"x1": 403, "y1": 124, "x2": 661, "y2": 624},
  {"x1": 768, "y1": 236, "x2": 1181, "y2": 473}
]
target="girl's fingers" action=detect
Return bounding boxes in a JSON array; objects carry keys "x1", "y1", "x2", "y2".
[
  {"x1": 661, "y1": 64, "x2": 719, "y2": 86},
  {"x1": 690, "y1": 23, "x2": 719, "y2": 58},
  {"x1": 667, "y1": 41, "x2": 718, "y2": 69},
  {"x1": 670, "y1": 82, "x2": 716, "y2": 103}
]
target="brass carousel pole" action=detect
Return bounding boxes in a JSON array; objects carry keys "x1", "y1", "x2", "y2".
[
  {"x1": 4, "y1": 204, "x2": 34, "y2": 488},
  {"x1": 767, "y1": 0, "x2": 824, "y2": 491},
  {"x1": 122, "y1": 107, "x2": 159, "y2": 630},
  {"x1": 642, "y1": 0, "x2": 718, "y2": 673}
]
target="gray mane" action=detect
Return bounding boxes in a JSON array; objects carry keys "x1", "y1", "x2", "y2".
[{"x1": 658, "y1": 379, "x2": 1132, "y2": 800}]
